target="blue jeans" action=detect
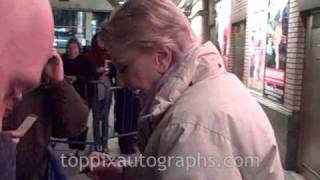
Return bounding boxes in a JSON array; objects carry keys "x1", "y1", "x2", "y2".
[
  {"x1": 92, "y1": 97, "x2": 111, "y2": 151},
  {"x1": 48, "y1": 147, "x2": 68, "y2": 180}
]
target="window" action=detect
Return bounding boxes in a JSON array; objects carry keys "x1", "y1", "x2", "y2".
[{"x1": 53, "y1": 10, "x2": 110, "y2": 49}]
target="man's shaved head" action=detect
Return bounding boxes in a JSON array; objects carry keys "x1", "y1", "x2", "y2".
[{"x1": 0, "y1": 0, "x2": 54, "y2": 127}]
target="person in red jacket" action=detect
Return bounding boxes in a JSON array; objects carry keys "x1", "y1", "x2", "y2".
[{"x1": 86, "y1": 34, "x2": 114, "y2": 151}]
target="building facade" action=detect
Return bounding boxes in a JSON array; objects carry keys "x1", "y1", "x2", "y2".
[{"x1": 208, "y1": 0, "x2": 320, "y2": 179}]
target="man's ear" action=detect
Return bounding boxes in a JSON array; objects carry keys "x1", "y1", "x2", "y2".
[{"x1": 154, "y1": 47, "x2": 172, "y2": 74}]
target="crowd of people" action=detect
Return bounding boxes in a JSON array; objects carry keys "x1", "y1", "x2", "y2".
[
  {"x1": 1, "y1": 6, "x2": 140, "y2": 179},
  {"x1": 0, "y1": 0, "x2": 285, "y2": 180},
  {"x1": 61, "y1": 35, "x2": 140, "y2": 155}
]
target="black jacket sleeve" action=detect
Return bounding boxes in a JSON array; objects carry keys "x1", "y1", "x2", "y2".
[{"x1": 48, "y1": 80, "x2": 89, "y2": 138}]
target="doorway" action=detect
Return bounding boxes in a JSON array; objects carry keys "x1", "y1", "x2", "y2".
[{"x1": 299, "y1": 12, "x2": 320, "y2": 180}]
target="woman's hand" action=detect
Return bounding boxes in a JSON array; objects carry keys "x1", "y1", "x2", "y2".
[
  {"x1": 96, "y1": 67, "x2": 110, "y2": 75},
  {"x1": 43, "y1": 50, "x2": 64, "y2": 85},
  {"x1": 1, "y1": 130, "x2": 23, "y2": 143},
  {"x1": 86, "y1": 152, "x2": 123, "y2": 180}
]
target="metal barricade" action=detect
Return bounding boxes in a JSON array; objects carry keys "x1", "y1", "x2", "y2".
[{"x1": 50, "y1": 79, "x2": 140, "y2": 153}]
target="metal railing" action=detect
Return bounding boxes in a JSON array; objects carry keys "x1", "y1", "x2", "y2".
[{"x1": 50, "y1": 80, "x2": 140, "y2": 152}]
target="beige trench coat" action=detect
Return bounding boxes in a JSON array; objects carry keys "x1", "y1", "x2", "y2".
[{"x1": 124, "y1": 42, "x2": 284, "y2": 180}]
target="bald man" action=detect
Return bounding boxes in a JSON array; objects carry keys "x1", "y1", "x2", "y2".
[
  {"x1": 0, "y1": 0, "x2": 54, "y2": 123},
  {"x1": 0, "y1": 0, "x2": 54, "y2": 179}
]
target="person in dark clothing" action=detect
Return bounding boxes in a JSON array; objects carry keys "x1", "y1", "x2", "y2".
[
  {"x1": 86, "y1": 34, "x2": 112, "y2": 71},
  {"x1": 3, "y1": 53, "x2": 89, "y2": 180},
  {"x1": 62, "y1": 38, "x2": 96, "y2": 104},
  {"x1": 62, "y1": 38, "x2": 95, "y2": 152},
  {"x1": 86, "y1": 34, "x2": 114, "y2": 151},
  {"x1": 114, "y1": 87, "x2": 140, "y2": 155}
]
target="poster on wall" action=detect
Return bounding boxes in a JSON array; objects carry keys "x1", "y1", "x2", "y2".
[
  {"x1": 263, "y1": 0, "x2": 289, "y2": 103},
  {"x1": 215, "y1": 0, "x2": 231, "y2": 68},
  {"x1": 247, "y1": 0, "x2": 269, "y2": 92}
]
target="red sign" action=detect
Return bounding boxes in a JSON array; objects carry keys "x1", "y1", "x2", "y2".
[{"x1": 265, "y1": 68, "x2": 285, "y2": 87}]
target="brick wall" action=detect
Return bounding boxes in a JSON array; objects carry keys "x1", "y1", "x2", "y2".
[
  {"x1": 283, "y1": 0, "x2": 305, "y2": 111},
  {"x1": 228, "y1": 0, "x2": 247, "y2": 74},
  {"x1": 229, "y1": 22, "x2": 246, "y2": 80},
  {"x1": 243, "y1": 2, "x2": 252, "y2": 85}
]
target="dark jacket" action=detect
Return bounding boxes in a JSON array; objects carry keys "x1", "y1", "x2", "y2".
[
  {"x1": 114, "y1": 88, "x2": 140, "y2": 134},
  {"x1": 62, "y1": 54, "x2": 96, "y2": 107},
  {"x1": 0, "y1": 133, "x2": 16, "y2": 180},
  {"x1": 3, "y1": 80, "x2": 89, "y2": 180}
]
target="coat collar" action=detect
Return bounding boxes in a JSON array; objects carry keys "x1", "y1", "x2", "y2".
[{"x1": 139, "y1": 42, "x2": 226, "y2": 128}]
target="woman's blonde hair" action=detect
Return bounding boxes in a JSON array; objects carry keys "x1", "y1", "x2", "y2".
[{"x1": 101, "y1": 0, "x2": 193, "y2": 53}]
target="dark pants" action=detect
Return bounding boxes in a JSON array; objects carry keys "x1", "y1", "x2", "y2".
[
  {"x1": 92, "y1": 98, "x2": 111, "y2": 150},
  {"x1": 114, "y1": 88, "x2": 140, "y2": 154},
  {"x1": 0, "y1": 133, "x2": 16, "y2": 180},
  {"x1": 48, "y1": 147, "x2": 67, "y2": 180},
  {"x1": 119, "y1": 135, "x2": 137, "y2": 154},
  {"x1": 68, "y1": 127, "x2": 88, "y2": 150}
]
